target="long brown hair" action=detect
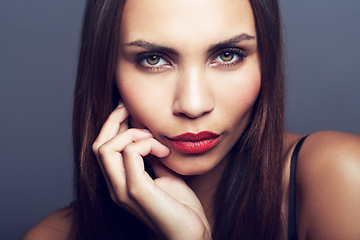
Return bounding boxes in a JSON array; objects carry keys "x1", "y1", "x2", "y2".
[
  {"x1": 72, "y1": 0, "x2": 284, "y2": 239},
  {"x1": 213, "y1": 0, "x2": 284, "y2": 238}
]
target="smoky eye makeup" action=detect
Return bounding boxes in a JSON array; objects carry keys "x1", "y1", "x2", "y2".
[
  {"x1": 131, "y1": 48, "x2": 248, "y2": 72},
  {"x1": 210, "y1": 47, "x2": 248, "y2": 67},
  {"x1": 133, "y1": 52, "x2": 174, "y2": 72},
  {"x1": 124, "y1": 45, "x2": 250, "y2": 73}
]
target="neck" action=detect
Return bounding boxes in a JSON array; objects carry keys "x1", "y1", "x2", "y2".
[{"x1": 184, "y1": 155, "x2": 229, "y2": 229}]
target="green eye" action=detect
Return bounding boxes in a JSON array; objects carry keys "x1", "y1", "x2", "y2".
[
  {"x1": 211, "y1": 48, "x2": 247, "y2": 67},
  {"x1": 138, "y1": 53, "x2": 172, "y2": 71},
  {"x1": 219, "y1": 52, "x2": 234, "y2": 62},
  {"x1": 145, "y1": 56, "x2": 161, "y2": 65}
]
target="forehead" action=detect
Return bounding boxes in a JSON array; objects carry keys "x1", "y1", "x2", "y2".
[{"x1": 120, "y1": 0, "x2": 256, "y2": 47}]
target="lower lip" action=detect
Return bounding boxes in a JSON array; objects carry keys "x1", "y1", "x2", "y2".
[{"x1": 168, "y1": 137, "x2": 220, "y2": 154}]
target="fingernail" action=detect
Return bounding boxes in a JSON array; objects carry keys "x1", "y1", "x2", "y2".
[
  {"x1": 142, "y1": 129, "x2": 151, "y2": 133},
  {"x1": 117, "y1": 101, "x2": 124, "y2": 108}
]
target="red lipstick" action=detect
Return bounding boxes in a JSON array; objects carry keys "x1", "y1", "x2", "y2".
[{"x1": 168, "y1": 131, "x2": 220, "y2": 154}]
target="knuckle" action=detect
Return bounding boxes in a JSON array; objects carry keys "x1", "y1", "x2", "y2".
[
  {"x1": 123, "y1": 143, "x2": 136, "y2": 156},
  {"x1": 92, "y1": 141, "x2": 100, "y2": 154},
  {"x1": 97, "y1": 143, "x2": 111, "y2": 158}
]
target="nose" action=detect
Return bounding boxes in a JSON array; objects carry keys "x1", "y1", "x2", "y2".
[{"x1": 172, "y1": 66, "x2": 214, "y2": 119}]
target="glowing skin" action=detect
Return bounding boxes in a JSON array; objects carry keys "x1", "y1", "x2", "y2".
[{"x1": 116, "y1": 0, "x2": 261, "y2": 176}]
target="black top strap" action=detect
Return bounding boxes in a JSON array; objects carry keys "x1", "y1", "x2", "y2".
[{"x1": 288, "y1": 135, "x2": 308, "y2": 240}]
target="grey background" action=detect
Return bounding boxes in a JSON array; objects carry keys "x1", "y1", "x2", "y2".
[{"x1": 0, "y1": 0, "x2": 359, "y2": 239}]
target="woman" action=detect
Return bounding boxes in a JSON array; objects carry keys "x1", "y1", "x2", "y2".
[{"x1": 24, "y1": 0, "x2": 360, "y2": 239}]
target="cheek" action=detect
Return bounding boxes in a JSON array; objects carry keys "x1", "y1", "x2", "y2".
[
  {"x1": 120, "y1": 91, "x2": 148, "y2": 129},
  {"x1": 117, "y1": 84, "x2": 149, "y2": 128},
  {"x1": 215, "y1": 69, "x2": 261, "y2": 120},
  {"x1": 116, "y1": 69, "x2": 170, "y2": 130}
]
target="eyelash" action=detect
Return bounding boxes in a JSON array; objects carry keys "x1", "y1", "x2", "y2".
[
  {"x1": 210, "y1": 48, "x2": 248, "y2": 67},
  {"x1": 134, "y1": 48, "x2": 248, "y2": 72},
  {"x1": 135, "y1": 53, "x2": 172, "y2": 72}
]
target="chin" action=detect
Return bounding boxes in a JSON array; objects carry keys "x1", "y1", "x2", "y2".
[
  {"x1": 159, "y1": 153, "x2": 223, "y2": 176},
  {"x1": 171, "y1": 167, "x2": 210, "y2": 176}
]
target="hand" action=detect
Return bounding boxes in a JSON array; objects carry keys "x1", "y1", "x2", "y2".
[{"x1": 92, "y1": 105, "x2": 212, "y2": 240}]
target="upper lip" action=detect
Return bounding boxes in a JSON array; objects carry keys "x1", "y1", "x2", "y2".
[{"x1": 169, "y1": 131, "x2": 220, "y2": 141}]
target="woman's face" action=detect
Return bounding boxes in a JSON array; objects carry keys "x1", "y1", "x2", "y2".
[{"x1": 116, "y1": 0, "x2": 260, "y2": 175}]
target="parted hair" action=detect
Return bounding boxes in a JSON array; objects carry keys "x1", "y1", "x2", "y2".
[{"x1": 72, "y1": 0, "x2": 284, "y2": 239}]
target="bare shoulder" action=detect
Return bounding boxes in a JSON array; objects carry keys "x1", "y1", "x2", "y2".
[
  {"x1": 22, "y1": 207, "x2": 73, "y2": 240},
  {"x1": 296, "y1": 131, "x2": 360, "y2": 240}
]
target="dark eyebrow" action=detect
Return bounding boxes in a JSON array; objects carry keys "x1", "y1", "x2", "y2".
[
  {"x1": 124, "y1": 40, "x2": 177, "y2": 55},
  {"x1": 124, "y1": 33, "x2": 256, "y2": 54},
  {"x1": 208, "y1": 33, "x2": 256, "y2": 52}
]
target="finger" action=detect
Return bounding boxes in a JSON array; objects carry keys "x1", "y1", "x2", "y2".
[
  {"x1": 122, "y1": 138, "x2": 170, "y2": 190},
  {"x1": 121, "y1": 140, "x2": 210, "y2": 239},
  {"x1": 99, "y1": 129, "x2": 153, "y2": 154},
  {"x1": 99, "y1": 153, "x2": 161, "y2": 235},
  {"x1": 93, "y1": 106, "x2": 129, "y2": 154},
  {"x1": 98, "y1": 105, "x2": 129, "y2": 141},
  {"x1": 92, "y1": 106, "x2": 129, "y2": 188},
  {"x1": 98, "y1": 129, "x2": 155, "y2": 201},
  {"x1": 97, "y1": 129, "x2": 153, "y2": 184},
  {"x1": 97, "y1": 134, "x2": 164, "y2": 235},
  {"x1": 120, "y1": 139, "x2": 182, "y2": 234}
]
